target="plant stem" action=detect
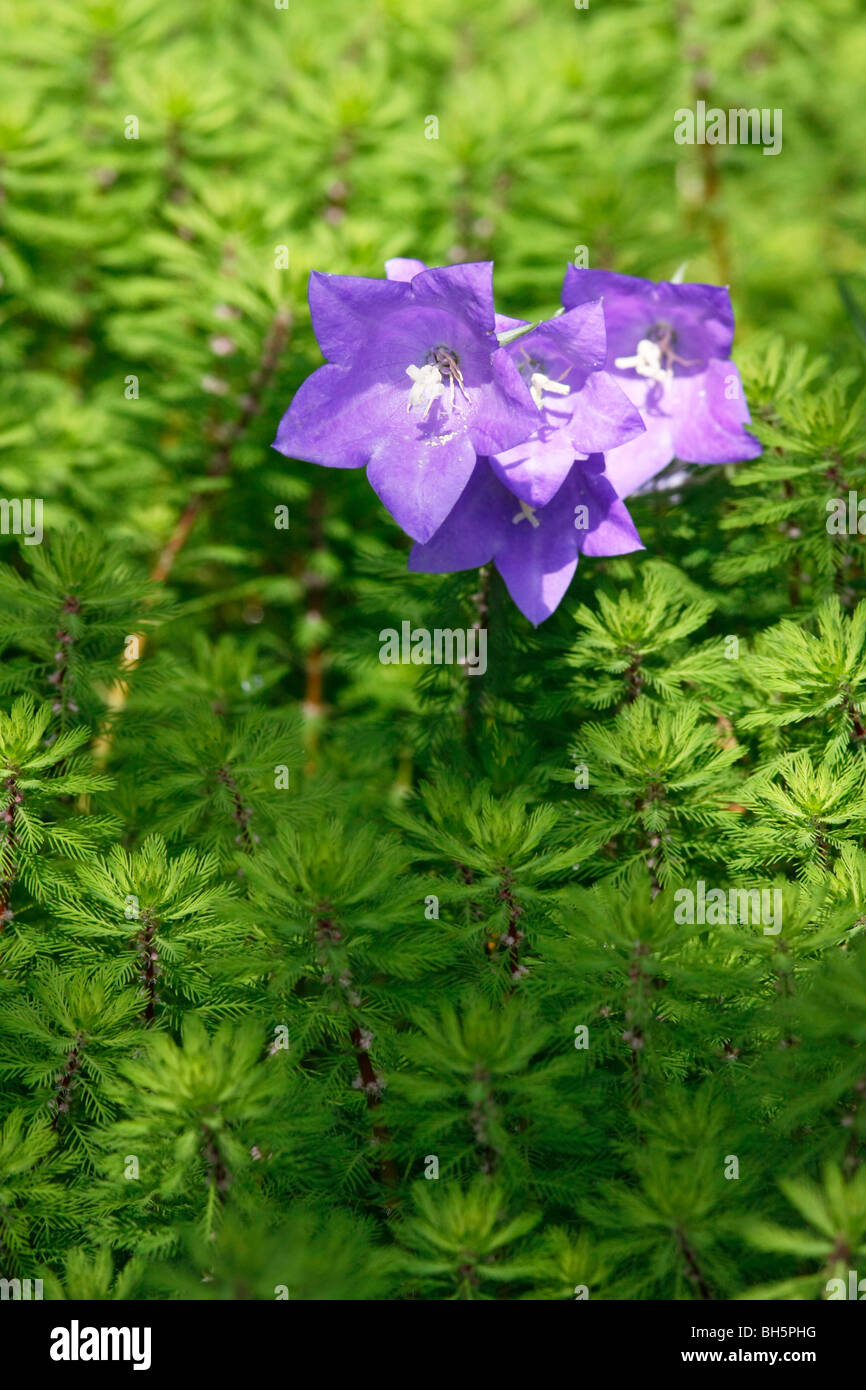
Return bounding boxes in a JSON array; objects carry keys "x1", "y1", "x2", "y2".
[
  {"x1": 0, "y1": 775, "x2": 20, "y2": 930},
  {"x1": 152, "y1": 309, "x2": 291, "y2": 586},
  {"x1": 675, "y1": 1227, "x2": 714, "y2": 1300},
  {"x1": 136, "y1": 910, "x2": 158, "y2": 1025}
]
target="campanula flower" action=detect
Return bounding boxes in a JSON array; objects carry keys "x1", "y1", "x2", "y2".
[
  {"x1": 561, "y1": 267, "x2": 760, "y2": 497},
  {"x1": 273, "y1": 262, "x2": 540, "y2": 543},
  {"x1": 409, "y1": 455, "x2": 643, "y2": 626},
  {"x1": 388, "y1": 260, "x2": 645, "y2": 509},
  {"x1": 488, "y1": 301, "x2": 645, "y2": 507}
]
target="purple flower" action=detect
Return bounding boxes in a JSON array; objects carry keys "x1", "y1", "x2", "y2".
[
  {"x1": 561, "y1": 268, "x2": 761, "y2": 497},
  {"x1": 487, "y1": 302, "x2": 646, "y2": 508},
  {"x1": 272, "y1": 261, "x2": 540, "y2": 543},
  {"x1": 388, "y1": 261, "x2": 645, "y2": 509},
  {"x1": 409, "y1": 456, "x2": 643, "y2": 626}
]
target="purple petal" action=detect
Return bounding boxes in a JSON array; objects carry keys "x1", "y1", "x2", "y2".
[
  {"x1": 273, "y1": 362, "x2": 402, "y2": 468},
  {"x1": 494, "y1": 512, "x2": 579, "y2": 626},
  {"x1": 513, "y1": 300, "x2": 607, "y2": 384},
  {"x1": 597, "y1": 396, "x2": 676, "y2": 497},
  {"x1": 467, "y1": 348, "x2": 540, "y2": 455},
  {"x1": 308, "y1": 271, "x2": 410, "y2": 367},
  {"x1": 410, "y1": 455, "x2": 643, "y2": 626},
  {"x1": 670, "y1": 360, "x2": 761, "y2": 463},
  {"x1": 570, "y1": 456, "x2": 645, "y2": 557},
  {"x1": 411, "y1": 459, "x2": 579, "y2": 626},
  {"x1": 496, "y1": 546, "x2": 578, "y2": 627},
  {"x1": 565, "y1": 368, "x2": 646, "y2": 454},
  {"x1": 407, "y1": 460, "x2": 501, "y2": 570},
  {"x1": 562, "y1": 266, "x2": 735, "y2": 367},
  {"x1": 495, "y1": 311, "x2": 528, "y2": 336},
  {"x1": 489, "y1": 430, "x2": 582, "y2": 508},
  {"x1": 385, "y1": 258, "x2": 428, "y2": 282},
  {"x1": 409, "y1": 261, "x2": 498, "y2": 339},
  {"x1": 368, "y1": 429, "x2": 477, "y2": 543},
  {"x1": 579, "y1": 494, "x2": 644, "y2": 556},
  {"x1": 489, "y1": 301, "x2": 644, "y2": 499}
]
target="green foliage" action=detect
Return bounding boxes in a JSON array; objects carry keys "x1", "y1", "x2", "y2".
[
  {"x1": 568, "y1": 701, "x2": 743, "y2": 887},
  {"x1": 2, "y1": 0, "x2": 866, "y2": 1304},
  {"x1": 103, "y1": 1016, "x2": 275, "y2": 1237},
  {"x1": 732, "y1": 748, "x2": 866, "y2": 885},
  {"x1": 0, "y1": 532, "x2": 167, "y2": 722},
  {"x1": 143, "y1": 1205, "x2": 390, "y2": 1300},
  {"x1": 53, "y1": 835, "x2": 252, "y2": 1020},
  {"x1": 740, "y1": 598, "x2": 866, "y2": 751},
  {"x1": 561, "y1": 561, "x2": 729, "y2": 711},
  {"x1": 742, "y1": 1166, "x2": 866, "y2": 1300},
  {"x1": 394, "y1": 1180, "x2": 540, "y2": 1300},
  {"x1": 0, "y1": 696, "x2": 117, "y2": 917},
  {"x1": 0, "y1": 965, "x2": 144, "y2": 1150},
  {"x1": 0, "y1": 1111, "x2": 69, "y2": 1273}
]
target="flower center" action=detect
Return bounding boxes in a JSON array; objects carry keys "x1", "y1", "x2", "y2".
[
  {"x1": 406, "y1": 363, "x2": 445, "y2": 418},
  {"x1": 519, "y1": 350, "x2": 572, "y2": 409},
  {"x1": 406, "y1": 345, "x2": 469, "y2": 419},
  {"x1": 614, "y1": 322, "x2": 697, "y2": 383},
  {"x1": 529, "y1": 371, "x2": 571, "y2": 410},
  {"x1": 512, "y1": 500, "x2": 540, "y2": 528}
]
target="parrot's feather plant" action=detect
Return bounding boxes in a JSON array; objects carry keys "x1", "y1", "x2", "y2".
[{"x1": 2, "y1": 0, "x2": 866, "y2": 1301}]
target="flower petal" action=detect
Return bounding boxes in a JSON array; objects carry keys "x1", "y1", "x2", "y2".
[
  {"x1": 489, "y1": 430, "x2": 582, "y2": 508},
  {"x1": 410, "y1": 455, "x2": 642, "y2": 626},
  {"x1": 467, "y1": 347, "x2": 540, "y2": 455},
  {"x1": 562, "y1": 266, "x2": 735, "y2": 367},
  {"x1": 496, "y1": 544, "x2": 578, "y2": 627},
  {"x1": 516, "y1": 300, "x2": 607, "y2": 383},
  {"x1": 272, "y1": 362, "x2": 402, "y2": 468},
  {"x1": 308, "y1": 271, "x2": 410, "y2": 366},
  {"x1": 384, "y1": 257, "x2": 428, "y2": 282},
  {"x1": 670, "y1": 360, "x2": 761, "y2": 463},
  {"x1": 367, "y1": 428, "x2": 477, "y2": 543},
  {"x1": 597, "y1": 402, "x2": 676, "y2": 497},
  {"x1": 409, "y1": 261, "x2": 498, "y2": 338},
  {"x1": 408, "y1": 460, "x2": 500, "y2": 570},
  {"x1": 564, "y1": 368, "x2": 646, "y2": 454}
]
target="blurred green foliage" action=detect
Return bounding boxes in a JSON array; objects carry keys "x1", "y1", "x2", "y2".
[{"x1": 1, "y1": 0, "x2": 866, "y2": 1302}]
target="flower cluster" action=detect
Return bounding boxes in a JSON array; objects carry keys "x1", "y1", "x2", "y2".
[{"x1": 273, "y1": 259, "x2": 759, "y2": 624}]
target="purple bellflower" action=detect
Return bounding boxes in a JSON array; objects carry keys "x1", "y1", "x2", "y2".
[
  {"x1": 487, "y1": 303, "x2": 646, "y2": 508},
  {"x1": 388, "y1": 259, "x2": 646, "y2": 509},
  {"x1": 409, "y1": 455, "x2": 643, "y2": 626},
  {"x1": 561, "y1": 267, "x2": 761, "y2": 498},
  {"x1": 272, "y1": 261, "x2": 541, "y2": 543}
]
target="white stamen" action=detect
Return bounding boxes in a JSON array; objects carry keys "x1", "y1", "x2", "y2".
[
  {"x1": 512, "y1": 500, "x2": 540, "y2": 528},
  {"x1": 406, "y1": 363, "x2": 445, "y2": 419},
  {"x1": 616, "y1": 327, "x2": 698, "y2": 383},
  {"x1": 614, "y1": 339, "x2": 670, "y2": 384},
  {"x1": 529, "y1": 371, "x2": 571, "y2": 409}
]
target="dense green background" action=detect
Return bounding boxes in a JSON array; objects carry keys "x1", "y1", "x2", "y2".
[{"x1": 2, "y1": 0, "x2": 866, "y2": 1301}]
